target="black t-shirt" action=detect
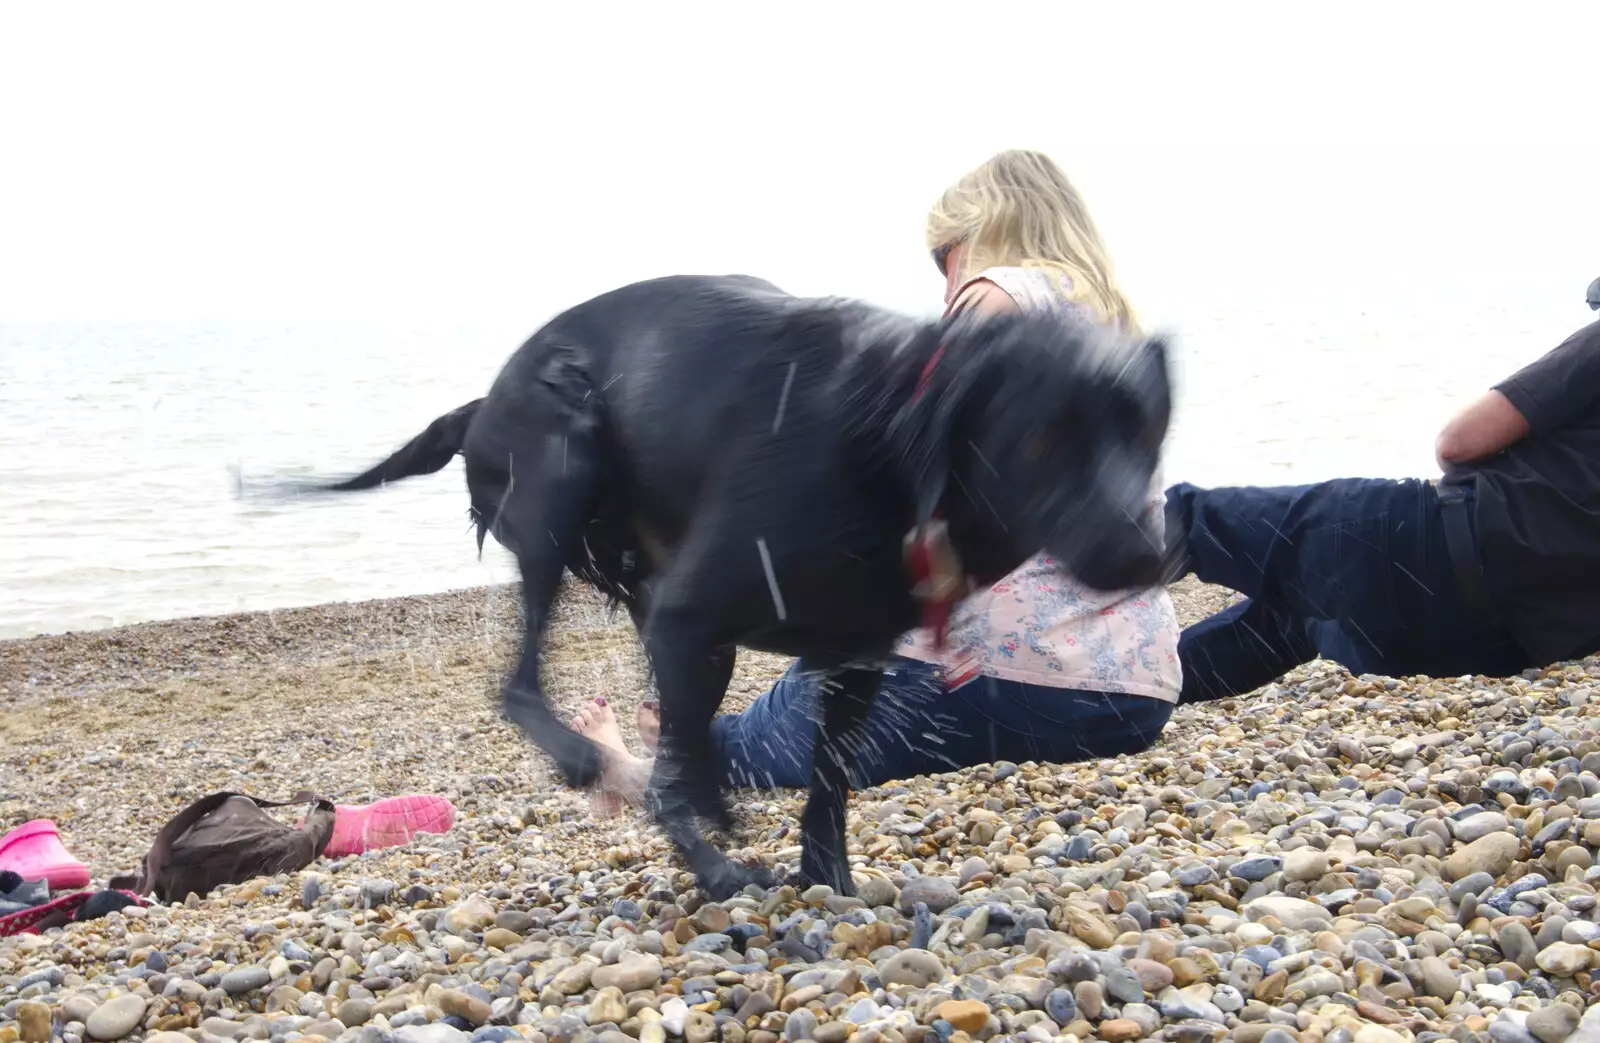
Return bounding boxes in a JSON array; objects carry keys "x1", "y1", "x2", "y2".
[{"x1": 1461, "y1": 319, "x2": 1600, "y2": 664}]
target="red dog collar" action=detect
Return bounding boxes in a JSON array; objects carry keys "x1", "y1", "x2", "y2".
[{"x1": 913, "y1": 344, "x2": 946, "y2": 401}]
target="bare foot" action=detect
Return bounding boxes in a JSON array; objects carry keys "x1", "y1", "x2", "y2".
[
  {"x1": 572, "y1": 697, "x2": 653, "y2": 818},
  {"x1": 637, "y1": 699, "x2": 661, "y2": 753},
  {"x1": 574, "y1": 696, "x2": 628, "y2": 752}
]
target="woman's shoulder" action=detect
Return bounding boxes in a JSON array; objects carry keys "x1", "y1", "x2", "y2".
[{"x1": 965, "y1": 266, "x2": 1077, "y2": 313}]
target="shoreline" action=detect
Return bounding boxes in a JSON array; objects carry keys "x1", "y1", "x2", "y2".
[{"x1": 0, "y1": 578, "x2": 1243, "y2": 701}]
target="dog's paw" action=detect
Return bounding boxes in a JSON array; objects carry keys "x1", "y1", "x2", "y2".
[
  {"x1": 696, "y1": 860, "x2": 777, "y2": 900},
  {"x1": 700, "y1": 805, "x2": 737, "y2": 838},
  {"x1": 742, "y1": 863, "x2": 778, "y2": 892},
  {"x1": 690, "y1": 788, "x2": 736, "y2": 836}
]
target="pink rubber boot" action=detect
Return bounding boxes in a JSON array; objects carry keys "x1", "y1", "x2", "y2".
[
  {"x1": 317, "y1": 796, "x2": 456, "y2": 858},
  {"x1": 0, "y1": 820, "x2": 91, "y2": 892}
]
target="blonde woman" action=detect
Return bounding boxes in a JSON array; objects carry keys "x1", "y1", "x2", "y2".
[{"x1": 574, "y1": 150, "x2": 1180, "y2": 808}]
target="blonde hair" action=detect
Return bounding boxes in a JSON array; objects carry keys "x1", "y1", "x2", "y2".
[{"x1": 926, "y1": 149, "x2": 1138, "y2": 331}]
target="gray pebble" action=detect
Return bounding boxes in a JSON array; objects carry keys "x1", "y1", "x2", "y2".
[
  {"x1": 784, "y1": 1008, "x2": 818, "y2": 1041},
  {"x1": 1103, "y1": 966, "x2": 1145, "y2": 1004},
  {"x1": 1450, "y1": 872, "x2": 1495, "y2": 904},
  {"x1": 1229, "y1": 855, "x2": 1282, "y2": 881},
  {"x1": 898, "y1": 876, "x2": 960, "y2": 914},
  {"x1": 221, "y1": 966, "x2": 273, "y2": 994},
  {"x1": 1488, "y1": 1020, "x2": 1542, "y2": 1043}
]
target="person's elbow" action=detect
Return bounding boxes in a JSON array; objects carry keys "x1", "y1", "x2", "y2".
[
  {"x1": 1434, "y1": 427, "x2": 1470, "y2": 470},
  {"x1": 1435, "y1": 422, "x2": 1491, "y2": 475},
  {"x1": 1434, "y1": 390, "x2": 1532, "y2": 471}
]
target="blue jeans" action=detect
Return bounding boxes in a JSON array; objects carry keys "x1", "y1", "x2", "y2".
[
  {"x1": 1168, "y1": 478, "x2": 1531, "y2": 702},
  {"x1": 708, "y1": 656, "x2": 1173, "y2": 789}
]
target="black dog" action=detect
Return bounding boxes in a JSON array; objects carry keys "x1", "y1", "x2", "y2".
[{"x1": 263, "y1": 274, "x2": 1173, "y2": 898}]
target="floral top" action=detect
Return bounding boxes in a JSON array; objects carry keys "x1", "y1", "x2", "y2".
[{"x1": 895, "y1": 265, "x2": 1182, "y2": 703}]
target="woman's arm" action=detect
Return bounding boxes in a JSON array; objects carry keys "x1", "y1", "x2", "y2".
[{"x1": 1435, "y1": 389, "x2": 1531, "y2": 472}]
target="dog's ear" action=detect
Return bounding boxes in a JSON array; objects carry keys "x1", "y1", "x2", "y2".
[
  {"x1": 1117, "y1": 333, "x2": 1174, "y2": 438},
  {"x1": 1125, "y1": 333, "x2": 1170, "y2": 390}
]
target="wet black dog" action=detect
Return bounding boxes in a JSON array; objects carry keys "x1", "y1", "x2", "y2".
[{"x1": 265, "y1": 274, "x2": 1173, "y2": 898}]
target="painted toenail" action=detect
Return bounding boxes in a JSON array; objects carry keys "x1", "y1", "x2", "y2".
[{"x1": 596, "y1": 696, "x2": 607, "y2": 707}]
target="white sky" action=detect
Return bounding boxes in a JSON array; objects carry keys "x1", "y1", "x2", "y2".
[{"x1": 0, "y1": 2, "x2": 1595, "y2": 324}]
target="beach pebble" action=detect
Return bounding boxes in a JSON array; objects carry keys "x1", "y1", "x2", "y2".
[
  {"x1": 1419, "y1": 955, "x2": 1460, "y2": 1000},
  {"x1": 898, "y1": 876, "x2": 960, "y2": 913},
  {"x1": 10, "y1": 583, "x2": 1600, "y2": 1043},
  {"x1": 220, "y1": 966, "x2": 272, "y2": 994},
  {"x1": 1101, "y1": 1018, "x2": 1146, "y2": 1042},
  {"x1": 783, "y1": 1008, "x2": 817, "y2": 1041},
  {"x1": 1527, "y1": 1004, "x2": 1581, "y2": 1043},
  {"x1": 1534, "y1": 942, "x2": 1595, "y2": 976},
  {"x1": 1230, "y1": 855, "x2": 1282, "y2": 881},
  {"x1": 592, "y1": 951, "x2": 663, "y2": 991},
  {"x1": 1281, "y1": 848, "x2": 1328, "y2": 881},
  {"x1": 1442, "y1": 832, "x2": 1521, "y2": 880},
  {"x1": 1246, "y1": 896, "x2": 1332, "y2": 931},
  {"x1": 1453, "y1": 810, "x2": 1510, "y2": 842},
  {"x1": 934, "y1": 1001, "x2": 990, "y2": 1033},
  {"x1": 15, "y1": 1002, "x2": 52, "y2": 1043},
  {"x1": 1074, "y1": 980, "x2": 1104, "y2": 1020},
  {"x1": 878, "y1": 949, "x2": 946, "y2": 988},
  {"x1": 395, "y1": 1027, "x2": 472, "y2": 1043},
  {"x1": 1498, "y1": 922, "x2": 1539, "y2": 969},
  {"x1": 85, "y1": 996, "x2": 146, "y2": 1041}
]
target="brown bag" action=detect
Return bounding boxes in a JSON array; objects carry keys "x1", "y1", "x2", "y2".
[{"x1": 108, "y1": 791, "x2": 336, "y2": 904}]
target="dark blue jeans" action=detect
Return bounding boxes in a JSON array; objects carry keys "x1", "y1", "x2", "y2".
[
  {"x1": 1168, "y1": 478, "x2": 1531, "y2": 702},
  {"x1": 708, "y1": 656, "x2": 1173, "y2": 788}
]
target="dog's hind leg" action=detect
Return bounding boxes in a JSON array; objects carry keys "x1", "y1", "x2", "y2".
[
  {"x1": 796, "y1": 666, "x2": 882, "y2": 897},
  {"x1": 641, "y1": 615, "x2": 774, "y2": 899}
]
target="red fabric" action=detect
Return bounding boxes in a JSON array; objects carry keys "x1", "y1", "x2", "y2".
[
  {"x1": 904, "y1": 520, "x2": 967, "y2": 653},
  {"x1": 0, "y1": 889, "x2": 148, "y2": 937},
  {"x1": 913, "y1": 345, "x2": 946, "y2": 402},
  {"x1": 904, "y1": 531, "x2": 952, "y2": 649}
]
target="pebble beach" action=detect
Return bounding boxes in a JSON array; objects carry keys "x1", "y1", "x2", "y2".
[{"x1": 2, "y1": 577, "x2": 1599, "y2": 1043}]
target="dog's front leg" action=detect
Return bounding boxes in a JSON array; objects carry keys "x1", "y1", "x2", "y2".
[
  {"x1": 796, "y1": 666, "x2": 882, "y2": 896},
  {"x1": 642, "y1": 617, "x2": 774, "y2": 900}
]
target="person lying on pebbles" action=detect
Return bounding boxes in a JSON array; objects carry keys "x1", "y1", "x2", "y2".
[
  {"x1": 1170, "y1": 313, "x2": 1600, "y2": 704},
  {"x1": 573, "y1": 150, "x2": 1182, "y2": 816}
]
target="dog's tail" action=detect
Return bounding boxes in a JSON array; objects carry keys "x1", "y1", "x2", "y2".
[
  {"x1": 322, "y1": 398, "x2": 485, "y2": 492},
  {"x1": 235, "y1": 399, "x2": 485, "y2": 502}
]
